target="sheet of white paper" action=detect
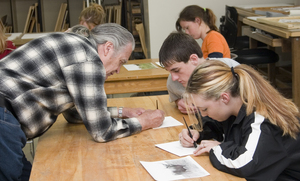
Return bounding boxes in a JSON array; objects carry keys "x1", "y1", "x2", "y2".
[
  {"x1": 6, "y1": 33, "x2": 22, "y2": 40},
  {"x1": 279, "y1": 19, "x2": 300, "y2": 23},
  {"x1": 22, "y1": 33, "x2": 51, "y2": 39},
  {"x1": 247, "y1": 16, "x2": 266, "y2": 21},
  {"x1": 153, "y1": 116, "x2": 183, "y2": 129},
  {"x1": 123, "y1": 62, "x2": 157, "y2": 71},
  {"x1": 140, "y1": 156, "x2": 210, "y2": 181},
  {"x1": 156, "y1": 141, "x2": 197, "y2": 157},
  {"x1": 290, "y1": 10, "x2": 300, "y2": 16}
]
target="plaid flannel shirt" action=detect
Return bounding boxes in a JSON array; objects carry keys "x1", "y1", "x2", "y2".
[{"x1": 0, "y1": 32, "x2": 141, "y2": 141}]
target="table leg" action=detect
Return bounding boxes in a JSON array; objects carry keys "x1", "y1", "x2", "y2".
[
  {"x1": 292, "y1": 37, "x2": 300, "y2": 108},
  {"x1": 237, "y1": 18, "x2": 243, "y2": 37}
]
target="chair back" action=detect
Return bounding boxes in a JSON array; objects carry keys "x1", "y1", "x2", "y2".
[
  {"x1": 225, "y1": 5, "x2": 238, "y2": 24},
  {"x1": 219, "y1": 6, "x2": 238, "y2": 48}
]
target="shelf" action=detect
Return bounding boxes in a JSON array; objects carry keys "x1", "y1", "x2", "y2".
[
  {"x1": 243, "y1": 26, "x2": 283, "y2": 47},
  {"x1": 125, "y1": 0, "x2": 146, "y2": 59},
  {"x1": 0, "y1": 0, "x2": 83, "y2": 32}
]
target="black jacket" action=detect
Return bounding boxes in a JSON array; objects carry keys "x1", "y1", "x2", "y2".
[{"x1": 198, "y1": 106, "x2": 300, "y2": 181}]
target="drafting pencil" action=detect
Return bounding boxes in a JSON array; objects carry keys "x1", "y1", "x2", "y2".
[{"x1": 183, "y1": 117, "x2": 197, "y2": 148}]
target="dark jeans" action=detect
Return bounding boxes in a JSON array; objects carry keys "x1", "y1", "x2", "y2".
[{"x1": 0, "y1": 107, "x2": 32, "y2": 181}]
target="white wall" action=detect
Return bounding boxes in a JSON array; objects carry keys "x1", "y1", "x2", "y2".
[{"x1": 146, "y1": 0, "x2": 296, "y2": 59}]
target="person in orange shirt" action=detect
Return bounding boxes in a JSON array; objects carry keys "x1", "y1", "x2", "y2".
[
  {"x1": 176, "y1": 5, "x2": 230, "y2": 59},
  {"x1": 0, "y1": 27, "x2": 16, "y2": 60}
]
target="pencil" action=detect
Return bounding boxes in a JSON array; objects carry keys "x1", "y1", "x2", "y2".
[
  {"x1": 183, "y1": 117, "x2": 197, "y2": 148},
  {"x1": 156, "y1": 100, "x2": 158, "y2": 109}
]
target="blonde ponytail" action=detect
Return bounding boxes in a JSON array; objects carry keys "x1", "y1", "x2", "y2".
[{"x1": 184, "y1": 60, "x2": 300, "y2": 139}]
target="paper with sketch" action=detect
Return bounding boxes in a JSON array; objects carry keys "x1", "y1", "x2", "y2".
[
  {"x1": 154, "y1": 116, "x2": 183, "y2": 129},
  {"x1": 140, "y1": 156, "x2": 210, "y2": 181},
  {"x1": 123, "y1": 62, "x2": 158, "y2": 71},
  {"x1": 155, "y1": 141, "x2": 197, "y2": 157},
  {"x1": 155, "y1": 61, "x2": 164, "y2": 68}
]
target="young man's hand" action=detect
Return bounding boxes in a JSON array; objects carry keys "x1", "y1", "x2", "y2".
[{"x1": 175, "y1": 98, "x2": 198, "y2": 114}]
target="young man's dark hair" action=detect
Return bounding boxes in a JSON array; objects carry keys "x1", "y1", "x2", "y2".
[{"x1": 159, "y1": 32, "x2": 203, "y2": 68}]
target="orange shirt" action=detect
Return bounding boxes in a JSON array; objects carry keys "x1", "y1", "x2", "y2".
[{"x1": 202, "y1": 30, "x2": 231, "y2": 59}]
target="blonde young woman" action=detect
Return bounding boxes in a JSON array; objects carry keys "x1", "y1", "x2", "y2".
[
  {"x1": 0, "y1": 27, "x2": 16, "y2": 59},
  {"x1": 79, "y1": 3, "x2": 106, "y2": 30},
  {"x1": 176, "y1": 5, "x2": 230, "y2": 59},
  {"x1": 179, "y1": 60, "x2": 300, "y2": 180}
]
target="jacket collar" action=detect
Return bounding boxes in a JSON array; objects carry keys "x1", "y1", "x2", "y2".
[{"x1": 232, "y1": 105, "x2": 247, "y2": 125}]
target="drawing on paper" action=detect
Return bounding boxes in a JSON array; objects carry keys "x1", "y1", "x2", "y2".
[{"x1": 140, "y1": 156, "x2": 210, "y2": 180}]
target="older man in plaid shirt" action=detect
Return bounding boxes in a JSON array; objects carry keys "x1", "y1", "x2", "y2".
[{"x1": 0, "y1": 24, "x2": 164, "y2": 181}]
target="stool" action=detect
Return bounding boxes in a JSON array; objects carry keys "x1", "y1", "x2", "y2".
[{"x1": 233, "y1": 49, "x2": 279, "y2": 85}]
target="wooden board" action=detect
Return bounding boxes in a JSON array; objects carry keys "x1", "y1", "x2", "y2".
[
  {"x1": 257, "y1": 16, "x2": 300, "y2": 29},
  {"x1": 105, "y1": 5, "x2": 122, "y2": 24},
  {"x1": 61, "y1": 10, "x2": 69, "y2": 31},
  {"x1": 253, "y1": 5, "x2": 300, "y2": 15},
  {"x1": 1, "y1": 15, "x2": 7, "y2": 27},
  {"x1": 105, "y1": 6, "x2": 114, "y2": 23},
  {"x1": 114, "y1": 5, "x2": 122, "y2": 25},
  {"x1": 34, "y1": 3, "x2": 40, "y2": 32},
  {"x1": 23, "y1": 3, "x2": 40, "y2": 33},
  {"x1": 54, "y1": 3, "x2": 68, "y2": 32},
  {"x1": 242, "y1": 26, "x2": 283, "y2": 47},
  {"x1": 0, "y1": 19, "x2": 4, "y2": 31},
  {"x1": 135, "y1": 23, "x2": 148, "y2": 59},
  {"x1": 82, "y1": 0, "x2": 86, "y2": 9},
  {"x1": 23, "y1": 6, "x2": 34, "y2": 33}
]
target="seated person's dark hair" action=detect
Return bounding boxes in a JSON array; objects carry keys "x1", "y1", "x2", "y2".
[{"x1": 159, "y1": 32, "x2": 203, "y2": 67}]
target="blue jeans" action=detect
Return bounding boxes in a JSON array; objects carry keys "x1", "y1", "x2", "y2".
[{"x1": 0, "y1": 107, "x2": 32, "y2": 181}]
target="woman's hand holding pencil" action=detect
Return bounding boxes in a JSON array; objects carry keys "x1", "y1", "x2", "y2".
[{"x1": 179, "y1": 127, "x2": 200, "y2": 148}]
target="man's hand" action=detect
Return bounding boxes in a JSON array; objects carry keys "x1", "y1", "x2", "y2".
[
  {"x1": 175, "y1": 99, "x2": 198, "y2": 114},
  {"x1": 122, "y1": 107, "x2": 145, "y2": 118},
  {"x1": 137, "y1": 109, "x2": 165, "y2": 130}
]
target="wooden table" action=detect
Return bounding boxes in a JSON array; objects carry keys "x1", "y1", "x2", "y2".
[
  {"x1": 29, "y1": 95, "x2": 245, "y2": 181},
  {"x1": 104, "y1": 59, "x2": 169, "y2": 94},
  {"x1": 242, "y1": 18, "x2": 300, "y2": 108},
  {"x1": 234, "y1": 3, "x2": 294, "y2": 36}
]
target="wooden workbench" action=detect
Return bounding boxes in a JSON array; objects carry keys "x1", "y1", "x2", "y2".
[
  {"x1": 29, "y1": 95, "x2": 245, "y2": 181},
  {"x1": 105, "y1": 59, "x2": 169, "y2": 94},
  {"x1": 242, "y1": 17, "x2": 300, "y2": 108}
]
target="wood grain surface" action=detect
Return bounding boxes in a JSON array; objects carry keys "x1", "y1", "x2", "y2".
[{"x1": 30, "y1": 95, "x2": 245, "y2": 181}]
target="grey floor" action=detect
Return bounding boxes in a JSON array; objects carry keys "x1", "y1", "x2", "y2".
[{"x1": 23, "y1": 138, "x2": 39, "y2": 164}]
